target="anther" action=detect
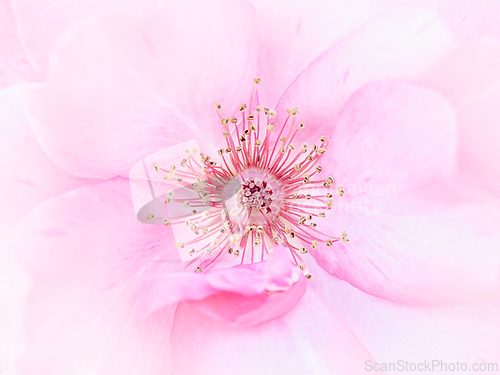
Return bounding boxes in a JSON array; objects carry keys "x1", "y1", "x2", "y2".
[{"x1": 342, "y1": 231, "x2": 350, "y2": 242}]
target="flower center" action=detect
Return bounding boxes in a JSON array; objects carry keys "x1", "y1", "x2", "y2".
[
  {"x1": 146, "y1": 79, "x2": 349, "y2": 277},
  {"x1": 238, "y1": 178, "x2": 274, "y2": 213}
]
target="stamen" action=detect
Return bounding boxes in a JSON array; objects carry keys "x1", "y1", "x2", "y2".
[{"x1": 152, "y1": 79, "x2": 348, "y2": 277}]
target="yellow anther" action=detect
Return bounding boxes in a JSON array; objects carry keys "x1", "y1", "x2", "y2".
[
  {"x1": 300, "y1": 247, "x2": 308, "y2": 254},
  {"x1": 294, "y1": 164, "x2": 301, "y2": 170},
  {"x1": 256, "y1": 106, "x2": 262, "y2": 112},
  {"x1": 312, "y1": 240, "x2": 318, "y2": 249},
  {"x1": 221, "y1": 118, "x2": 229, "y2": 125},
  {"x1": 255, "y1": 140, "x2": 262, "y2": 147},
  {"x1": 326, "y1": 240, "x2": 333, "y2": 246},
  {"x1": 306, "y1": 194, "x2": 311, "y2": 199},
  {"x1": 267, "y1": 123, "x2": 275, "y2": 132},
  {"x1": 306, "y1": 274, "x2": 313, "y2": 280},
  {"x1": 316, "y1": 166, "x2": 322, "y2": 173},
  {"x1": 298, "y1": 216, "x2": 307, "y2": 225},
  {"x1": 247, "y1": 114, "x2": 255, "y2": 121},
  {"x1": 146, "y1": 213, "x2": 154, "y2": 220},
  {"x1": 152, "y1": 163, "x2": 160, "y2": 173},
  {"x1": 189, "y1": 249, "x2": 196, "y2": 256},
  {"x1": 269, "y1": 110, "x2": 276, "y2": 118},
  {"x1": 289, "y1": 144, "x2": 295, "y2": 151},
  {"x1": 342, "y1": 231, "x2": 350, "y2": 242},
  {"x1": 195, "y1": 266, "x2": 203, "y2": 273},
  {"x1": 318, "y1": 148, "x2": 326, "y2": 154},
  {"x1": 163, "y1": 218, "x2": 170, "y2": 226},
  {"x1": 319, "y1": 136, "x2": 326, "y2": 143},
  {"x1": 325, "y1": 198, "x2": 333, "y2": 209},
  {"x1": 215, "y1": 103, "x2": 221, "y2": 110},
  {"x1": 254, "y1": 78, "x2": 261, "y2": 84},
  {"x1": 175, "y1": 242, "x2": 185, "y2": 248},
  {"x1": 239, "y1": 104, "x2": 247, "y2": 111},
  {"x1": 299, "y1": 122, "x2": 305, "y2": 129},
  {"x1": 164, "y1": 198, "x2": 171, "y2": 204},
  {"x1": 318, "y1": 212, "x2": 325, "y2": 218},
  {"x1": 303, "y1": 175, "x2": 310, "y2": 183},
  {"x1": 310, "y1": 222, "x2": 317, "y2": 228},
  {"x1": 223, "y1": 131, "x2": 230, "y2": 137}
]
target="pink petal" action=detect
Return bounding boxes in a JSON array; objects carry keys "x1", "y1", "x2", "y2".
[
  {"x1": 323, "y1": 80, "x2": 457, "y2": 191},
  {"x1": 29, "y1": 1, "x2": 257, "y2": 179},
  {"x1": 11, "y1": 0, "x2": 158, "y2": 79},
  {"x1": 311, "y1": 200, "x2": 500, "y2": 306},
  {"x1": 0, "y1": 84, "x2": 95, "y2": 231},
  {"x1": 310, "y1": 263, "x2": 500, "y2": 367},
  {"x1": 417, "y1": 42, "x2": 500, "y2": 187},
  {"x1": 18, "y1": 179, "x2": 182, "y2": 374},
  {"x1": 141, "y1": 247, "x2": 306, "y2": 327},
  {"x1": 170, "y1": 288, "x2": 376, "y2": 375},
  {"x1": 251, "y1": 0, "x2": 437, "y2": 107},
  {"x1": 437, "y1": 0, "x2": 500, "y2": 44},
  {"x1": 274, "y1": 8, "x2": 453, "y2": 146},
  {"x1": 0, "y1": 0, "x2": 37, "y2": 87}
]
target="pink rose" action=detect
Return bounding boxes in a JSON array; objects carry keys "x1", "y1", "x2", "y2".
[{"x1": 1, "y1": 0, "x2": 500, "y2": 374}]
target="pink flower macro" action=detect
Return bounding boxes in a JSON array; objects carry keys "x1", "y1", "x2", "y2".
[{"x1": 1, "y1": 0, "x2": 500, "y2": 374}]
